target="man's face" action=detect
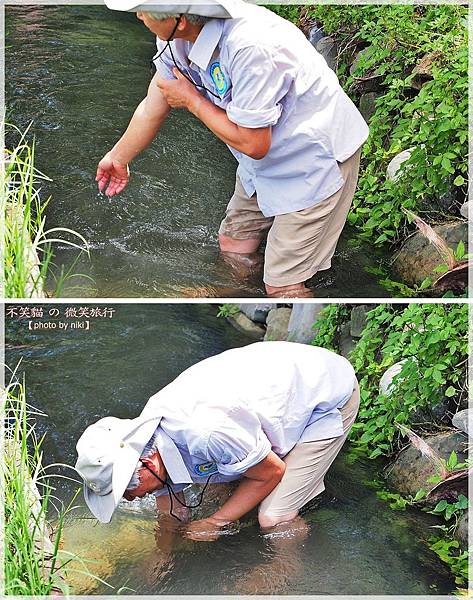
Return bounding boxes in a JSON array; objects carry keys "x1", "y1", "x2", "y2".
[
  {"x1": 123, "y1": 461, "x2": 165, "y2": 501},
  {"x1": 136, "y1": 12, "x2": 178, "y2": 41}
]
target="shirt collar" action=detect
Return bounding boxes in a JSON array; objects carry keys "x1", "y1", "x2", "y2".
[
  {"x1": 155, "y1": 426, "x2": 193, "y2": 485},
  {"x1": 188, "y1": 18, "x2": 224, "y2": 70}
]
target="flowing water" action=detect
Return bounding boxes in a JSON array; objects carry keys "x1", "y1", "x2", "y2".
[
  {"x1": 6, "y1": 6, "x2": 390, "y2": 298},
  {"x1": 5, "y1": 304, "x2": 454, "y2": 595}
]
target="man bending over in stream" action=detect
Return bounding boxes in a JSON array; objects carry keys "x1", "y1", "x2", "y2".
[
  {"x1": 75, "y1": 342, "x2": 359, "y2": 545},
  {"x1": 96, "y1": 0, "x2": 369, "y2": 298}
]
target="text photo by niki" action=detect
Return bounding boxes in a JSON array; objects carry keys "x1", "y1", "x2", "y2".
[
  {"x1": 4, "y1": 302, "x2": 469, "y2": 595},
  {"x1": 5, "y1": 3, "x2": 468, "y2": 299}
]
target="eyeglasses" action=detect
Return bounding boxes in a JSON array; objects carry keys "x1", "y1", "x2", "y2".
[{"x1": 140, "y1": 460, "x2": 215, "y2": 522}]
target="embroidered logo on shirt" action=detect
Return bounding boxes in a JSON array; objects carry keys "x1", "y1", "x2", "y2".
[
  {"x1": 193, "y1": 462, "x2": 218, "y2": 476},
  {"x1": 209, "y1": 61, "x2": 228, "y2": 96}
]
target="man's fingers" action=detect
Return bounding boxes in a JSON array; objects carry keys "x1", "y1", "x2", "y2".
[{"x1": 104, "y1": 176, "x2": 128, "y2": 197}]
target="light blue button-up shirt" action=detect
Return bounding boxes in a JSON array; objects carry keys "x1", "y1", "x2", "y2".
[
  {"x1": 140, "y1": 342, "x2": 357, "y2": 494},
  {"x1": 153, "y1": 1, "x2": 369, "y2": 217}
]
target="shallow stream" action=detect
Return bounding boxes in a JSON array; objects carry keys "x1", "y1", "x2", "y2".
[
  {"x1": 5, "y1": 304, "x2": 454, "y2": 595},
  {"x1": 6, "y1": 6, "x2": 390, "y2": 298}
]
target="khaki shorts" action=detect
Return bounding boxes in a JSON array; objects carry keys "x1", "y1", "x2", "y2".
[
  {"x1": 219, "y1": 148, "x2": 362, "y2": 286},
  {"x1": 259, "y1": 381, "x2": 360, "y2": 519}
]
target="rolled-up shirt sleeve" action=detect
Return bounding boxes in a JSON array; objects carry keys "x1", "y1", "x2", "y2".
[
  {"x1": 206, "y1": 406, "x2": 272, "y2": 476},
  {"x1": 226, "y1": 45, "x2": 294, "y2": 129}
]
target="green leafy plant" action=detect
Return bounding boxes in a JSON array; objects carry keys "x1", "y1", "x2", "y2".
[
  {"x1": 216, "y1": 303, "x2": 240, "y2": 318},
  {"x1": 312, "y1": 303, "x2": 468, "y2": 459},
  {"x1": 306, "y1": 5, "x2": 467, "y2": 245},
  {"x1": 376, "y1": 488, "x2": 427, "y2": 510},
  {"x1": 311, "y1": 304, "x2": 350, "y2": 352}
]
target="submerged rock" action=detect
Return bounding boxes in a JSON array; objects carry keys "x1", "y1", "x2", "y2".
[
  {"x1": 386, "y1": 431, "x2": 468, "y2": 496},
  {"x1": 393, "y1": 221, "x2": 468, "y2": 286},
  {"x1": 227, "y1": 312, "x2": 265, "y2": 340},
  {"x1": 264, "y1": 307, "x2": 292, "y2": 341},
  {"x1": 287, "y1": 303, "x2": 326, "y2": 344}
]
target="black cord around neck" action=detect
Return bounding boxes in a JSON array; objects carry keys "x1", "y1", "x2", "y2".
[
  {"x1": 140, "y1": 461, "x2": 215, "y2": 522},
  {"x1": 152, "y1": 15, "x2": 221, "y2": 100}
]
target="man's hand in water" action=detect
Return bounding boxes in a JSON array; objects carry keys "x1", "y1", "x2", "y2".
[
  {"x1": 183, "y1": 516, "x2": 231, "y2": 542},
  {"x1": 96, "y1": 153, "x2": 130, "y2": 197},
  {"x1": 156, "y1": 69, "x2": 203, "y2": 111}
]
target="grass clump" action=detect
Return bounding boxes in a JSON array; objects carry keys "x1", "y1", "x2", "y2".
[
  {"x1": 3, "y1": 374, "x2": 117, "y2": 595},
  {"x1": 3, "y1": 124, "x2": 89, "y2": 298},
  {"x1": 3, "y1": 378, "x2": 71, "y2": 594}
]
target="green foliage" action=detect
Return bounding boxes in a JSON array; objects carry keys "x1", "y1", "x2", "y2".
[
  {"x1": 311, "y1": 304, "x2": 350, "y2": 352},
  {"x1": 376, "y1": 488, "x2": 427, "y2": 510},
  {"x1": 307, "y1": 5, "x2": 467, "y2": 245},
  {"x1": 265, "y1": 4, "x2": 302, "y2": 24},
  {"x1": 376, "y1": 487, "x2": 469, "y2": 586},
  {"x1": 313, "y1": 303, "x2": 468, "y2": 458},
  {"x1": 4, "y1": 124, "x2": 90, "y2": 297},
  {"x1": 350, "y1": 304, "x2": 468, "y2": 457},
  {"x1": 429, "y1": 495, "x2": 468, "y2": 523},
  {"x1": 428, "y1": 537, "x2": 468, "y2": 586},
  {"x1": 217, "y1": 303, "x2": 240, "y2": 318},
  {"x1": 428, "y1": 494, "x2": 469, "y2": 588}
]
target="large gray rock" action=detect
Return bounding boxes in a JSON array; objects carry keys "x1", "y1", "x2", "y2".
[
  {"x1": 393, "y1": 222, "x2": 468, "y2": 286},
  {"x1": 264, "y1": 308, "x2": 292, "y2": 341},
  {"x1": 350, "y1": 305, "x2": 371, "y2": 338},
  {"x1": 410, "y1": 52, "x2": 439, "y2": 90},
  {"x1": 380, "y1": 360, "x2": 449, "y2": 423},
  {"x1": 227, "y1": 312, "x2": 265, "y2": 340},
  {"x1": 238, "y1": 303, "x2": 273, "y2": 324},
  {"x1": 452, "y1": 409, "x2": 471, "y2": 437},
  {"x1": 460, "y1": 200, "x2": 470, "y2": 220},
  {"x1": 379, "y1": 361, "x2": 408, "y2": 396},
  {"x1": 339, "y1": 322, "x2": 356, "y2": 359},
  {"x1": 308, "y1": 25, "x2": 326, "y2": 48},
  {"x1": 315, "y1": 36, "x2": 338, "y2": 71},
  {"x1": 287, "y1": 303, "x2": 326, "y2": 344},
  {"x1": 386, "y1": 431, "x2": 468, "y2": 496},
  {"x1": 349, "y1": 46, "x2": 384, "y2": 93},
  {"x1": 386, "y1": 149, "x2": 413, "y2": 182}
]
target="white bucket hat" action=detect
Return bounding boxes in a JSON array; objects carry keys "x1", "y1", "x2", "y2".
[
  {"x1": 75, "y1": 414, "x2": 161, "y2": 523},
  {"x1": 104, "y1": 0, "x2": 243, "y2": 18}
]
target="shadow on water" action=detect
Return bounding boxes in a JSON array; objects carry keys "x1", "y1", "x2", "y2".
[
  {"x1": 6, "y1": 5, "x2": 390, "y2": 298},
  {"x1": 5, "y1": 305, "x2": 454, "y2": 595}
]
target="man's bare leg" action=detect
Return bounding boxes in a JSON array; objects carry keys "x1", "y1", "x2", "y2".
[
  {"x1": 236, "y1": 513, "x2": 309, "y2": 594},
  {"x1": 265, "y1": 283, "x2": 313, "y2": 298},
  {"x1": 218, "y1": 233, "x2": 264, "y2": 277},
  {"x1": 219, "y1": 234, "x2": 313, "y2": 297}
]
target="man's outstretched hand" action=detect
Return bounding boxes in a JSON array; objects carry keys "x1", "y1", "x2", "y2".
[{"x1": 96, "y1": 153, "x2": 130, "y2": 197}]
